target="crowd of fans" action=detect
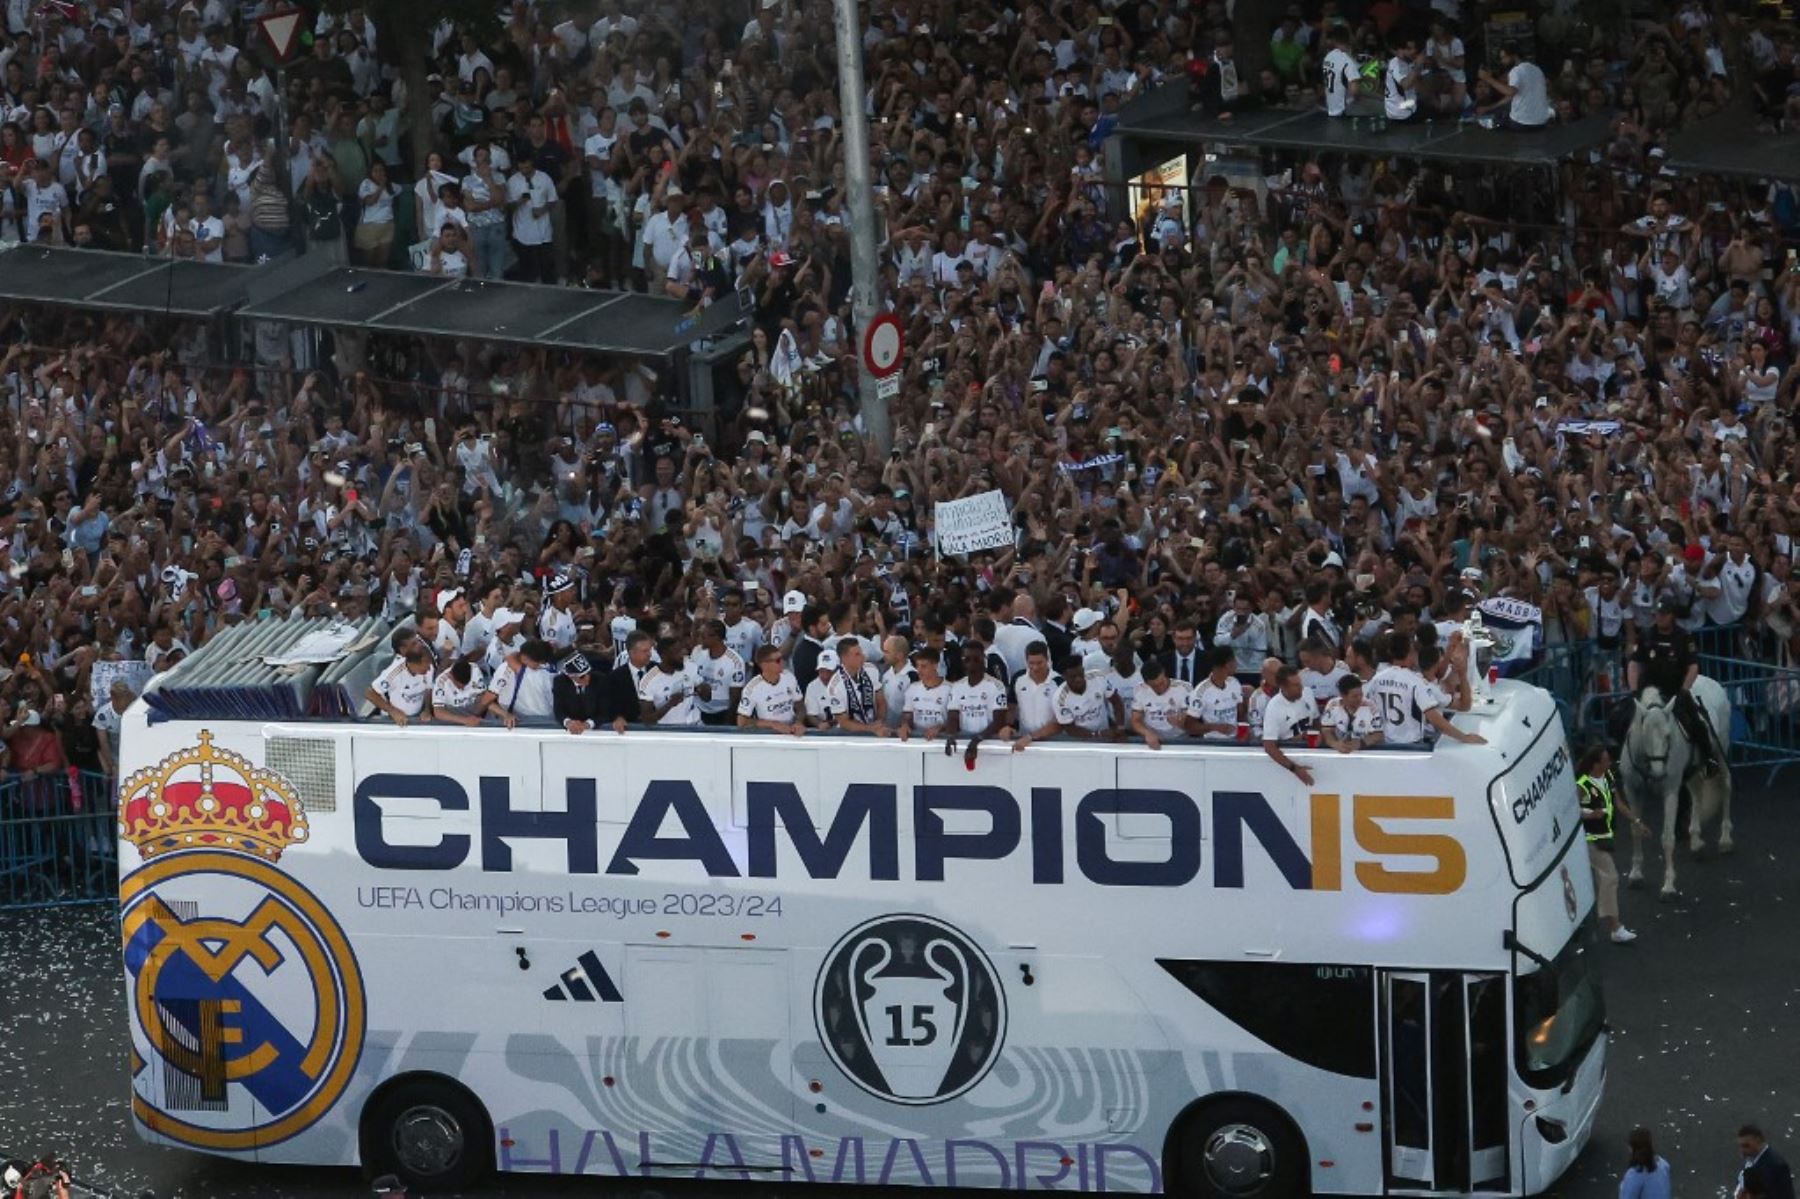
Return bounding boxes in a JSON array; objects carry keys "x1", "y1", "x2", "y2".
[{"x1": 0, "y1": 0, "x2": 1798, "y2": 783}]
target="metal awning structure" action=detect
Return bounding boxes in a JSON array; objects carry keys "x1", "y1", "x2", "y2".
[
  {"x1": 1116, "y1": 97, "x2": 1614, "y2": 168},
  {"x1": 0, "y1": 244, "x2": 258, "y2": 317},
  {"x1": 235, "y1": 268, "x2": 745, "y2": 356},
  {"x1": 1662, "y1": 110, "x2": 1800, "y2": 183},
  {"x1": 0, "y1": 247, "x2": 747, "y2": 359}
]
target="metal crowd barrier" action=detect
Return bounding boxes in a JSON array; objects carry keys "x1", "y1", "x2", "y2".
[
  {"x1": 1521, "y1": 627, "x2": 1800, "y2": 783},
  {"x1": 0, "y1": 771, "x2": 119, "y2": 909}
]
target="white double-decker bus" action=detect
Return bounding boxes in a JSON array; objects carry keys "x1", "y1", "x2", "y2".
[{"x1": 116, "y1": 676, "x2": 1603, "y2": 1198}]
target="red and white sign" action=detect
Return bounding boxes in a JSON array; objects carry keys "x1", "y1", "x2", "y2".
[
  {"x1": 256, "y1": 7, "x2": 305, "y2": 62},
  {"x1": 862, "y1": 312, "x2": 904, "y2": 379}
]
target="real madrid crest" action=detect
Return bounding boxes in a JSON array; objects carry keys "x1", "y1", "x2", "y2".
[{"x1": 118, "y1": 732, "x2": 365, "y2": 1151}]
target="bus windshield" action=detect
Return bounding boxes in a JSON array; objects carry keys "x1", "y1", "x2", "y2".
[{"x1": 1514, "y1": 915, "x2": 1606, "y2": 1088}]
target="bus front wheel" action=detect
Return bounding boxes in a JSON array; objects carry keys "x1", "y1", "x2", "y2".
[
  {"x1": 362, "y1": 1076, "x2": 494, "y2": 1190},
  {"x1": 1169, "y1": 1098, "x2": 1308, "y2": 1199}
]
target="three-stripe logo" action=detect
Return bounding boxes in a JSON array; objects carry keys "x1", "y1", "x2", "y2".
[{"x1": 542, "y1": 950, "x2": 624, "y2": 1003}]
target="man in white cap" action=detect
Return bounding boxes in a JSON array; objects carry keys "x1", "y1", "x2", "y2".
[
  {"x1": 433, "y1": 588, "x2": 468, "y2": 660},
  {"x1": 1072, "y1": 607, "x2": 1110, "y2": 674},
  {"x1": 541, "y1": 574, "x2": 578, "y2": 651},
  {"x1": 803, "y1": 649, "x2": 840, "y2": 728},
  {"x1": 482, "y1": 606, "x2": 528, "y2": 674},
  {"x1": 768, "y1": 588, "x2": 809, "y2": 653}
]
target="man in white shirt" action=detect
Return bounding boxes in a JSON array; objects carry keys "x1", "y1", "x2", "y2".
[
  {"x1": 1320, "y1": 28, "x2": 1372, "y2": 117},
  {"x1": 1130, "y1": 660, "x2": 1193, "y2": 750},
  {"x1": 738, "y1": 645, "x2": 806, "y2": 735},
  {"x1": 803, "y1": 650, "x2": 840, "y2": 728},
  {"x1": 823, "y1": 639, "x2": 888, "y2": 734},
  {"x1": 1009, "y1": 643, "x2": 1060, "y2": 740},
  {"x1": 483, "y1": 638, "x2": 558, "y2": 728},
  {"x1": 720, "y1": 589, "x2": 767, "y2": 667},
  {"x1": 1186, "y1": 649, "x2": 1245, "y2": 740},
  {"x1": 899, "y1": 648, "x2": 953, "y2": 741},
  {"x1": 640, "y1": 188, "x2": 690, "y2": 294},
  {"x1": 639, "y1": 640, "x2": 702, "y2": 726},
  {"x1": 1702, "y1": 534, "x2": 1757, "y2": 627},
  {"x1": 1299, "y1": 639, "x2": 1354, "y2": 706},
  {"x1": 1018, "y1": 657, "x2": 1111, "y2": 749},
  {"x1": 1366, "y1": 630, "x2": 1485, "y2": 747},
  {"x1": 1323, "y1": 674, "x2": 1385, "y2": 752},
  {"x1": 1384, "y1": 38, "x2": 1421, "y2": 120},
  {"x1": 506, "y1": 157, "x2": 558, "y2": 282},
  {"x1": 1260, "y1": 666, "x2": 1321, "y2": 785},
  {"x1": 539, "y1": 574, "x2": 578, "y2": 650},
  {"x1": 692, "y1": 620, "x2": 748, "y2": 727},
  {"x1": 1479, "y1": 45, "x2": 1551, "y2": 128},
  {"x1": 367, "y1": 640, "x2": 434, "y2": 725},
  {"x1": 946, "y1": 642, "x2": 1011, "y2": 739}
]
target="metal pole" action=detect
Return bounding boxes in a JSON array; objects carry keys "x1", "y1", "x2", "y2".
[{"x1": 831, "y1": 0, "x2": 890, "y2": 455}]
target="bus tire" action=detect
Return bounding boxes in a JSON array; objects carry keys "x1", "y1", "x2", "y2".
[
  {"x1": 1167, "y1": 1097, "x2": 1308, "y2": 1199},
  {"x1": 361, "y1": 1075, "x2": 493, "y2": 1190}
]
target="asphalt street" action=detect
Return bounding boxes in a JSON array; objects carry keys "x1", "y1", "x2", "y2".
[{"x1": 2, "y1": 781, "x2": 1794, "y2": 1199}]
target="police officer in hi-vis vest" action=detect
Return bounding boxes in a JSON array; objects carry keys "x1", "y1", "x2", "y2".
[{"x1": 1576, "y1": 743, "x2": 1649, "y2": 945}]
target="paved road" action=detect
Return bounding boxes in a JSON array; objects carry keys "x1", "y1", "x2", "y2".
[{"x1": 3, "y1": 782, "x2": 1793, "y2": 1199}]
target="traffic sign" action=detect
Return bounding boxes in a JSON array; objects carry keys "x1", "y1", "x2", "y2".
[
  {"x1": 862, "y1": 312, "x2": 904, "y2": 379},
  {"x1": 256, "y1": 7, "x2": 305, "y2": 63}
]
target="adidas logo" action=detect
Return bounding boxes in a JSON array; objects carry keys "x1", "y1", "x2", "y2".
[{"x1": 542, "y1": 950, "x2": 623, "y2": 1003}]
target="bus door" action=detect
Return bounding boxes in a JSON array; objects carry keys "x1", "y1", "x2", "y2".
[{"x1": 1380, "y1": 971, "x2": 1510, "y2": 1194}]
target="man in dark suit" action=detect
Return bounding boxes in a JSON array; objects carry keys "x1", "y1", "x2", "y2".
[
  {"x1": 1739, "y1": 1125, "x2": 1796, "y2": 1199},
  {"x1": 604, "y1": 630, "x2": 658, "y2": 728},
  {"x1": 1161, "y1": 620, "x2": 1207, "y2": 688},
  {"x1": 554, "y1": 652, "x2": 621, "y2": 734}
]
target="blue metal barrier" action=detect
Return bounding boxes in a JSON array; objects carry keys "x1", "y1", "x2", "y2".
[{"x1": 0, "y1": 771, "x2": 118, "y2": 909}]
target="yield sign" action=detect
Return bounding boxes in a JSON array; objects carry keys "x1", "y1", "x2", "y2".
[{"x1": 257, "y1": 7, "x2": 305, "y2": 62}]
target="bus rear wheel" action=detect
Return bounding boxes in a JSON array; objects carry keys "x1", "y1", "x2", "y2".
[
  {"x1": 363, "y1": 1077, "x2": 493, "y2": 1191},
  {"x1": 1170, "y1": 1098, "x2": 1308, "y2": 1199}
]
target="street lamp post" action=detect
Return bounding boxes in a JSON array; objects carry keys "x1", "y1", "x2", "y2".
[{"x1": 830, "y1": 0, "x2": 891, "y2": 456}]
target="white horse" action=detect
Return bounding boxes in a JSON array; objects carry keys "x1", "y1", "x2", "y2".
[{"x1": 1621, "y1": 676, "x2": 1734, "y2": 899}]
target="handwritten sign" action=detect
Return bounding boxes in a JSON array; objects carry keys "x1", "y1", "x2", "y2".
[{"x1": 935, "y1": 490, "x2": 1014, "y2": 556}]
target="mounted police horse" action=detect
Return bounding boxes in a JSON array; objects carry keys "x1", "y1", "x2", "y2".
[{"x1": 1620, "y1": 676, "x2": 1734, "y2": 899}]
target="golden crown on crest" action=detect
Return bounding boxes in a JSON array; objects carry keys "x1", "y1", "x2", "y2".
[{"x1": 118, "y1": 732, "x2": 309, "y2": 862}]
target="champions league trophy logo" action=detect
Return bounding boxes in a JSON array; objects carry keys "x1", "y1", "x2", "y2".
[{"x1": 815, "y1": 915, "x2": 1005, "y2": 1106}]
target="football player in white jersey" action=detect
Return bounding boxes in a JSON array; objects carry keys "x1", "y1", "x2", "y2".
[
  {"x1": 1323, "y1": 673, "x2": 1385, "y2": 752},
  {"x1": 1366, "y1": 630, "x2": 1486, "y2": 747},
  {"x1": 1130, "y1": 659, "x2": 1194, "y2": 750},
  {"x1": 899, "y1": 648, "x2": 953, "y2": 741},
  {"x1": 1016, "y1": 656, "x2": 1113, "y2": 749},
  {"x1": 946, "y1": 641, "x2": 1012, "y2": 739},
  {"x1": 737, "y1": 644, "x2": 806, "y2": 735}
]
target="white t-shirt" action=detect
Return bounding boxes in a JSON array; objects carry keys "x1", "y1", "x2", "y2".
[
  {"x1": 1384, "y1": 55, "x2": 1418, "y2": 118},
  {"x1": 1366, "y1": 664, "x2": 1440, "y2": 745},
  {"x1": 358, "y1": 178, "x2": 398, "y2": 223},
  {"x1": 487, "y1": 661, "x2": 556, "y2": 719},
  {"x1": 507, "y1": 169, "x2": 556, "y2": 245},
  {"x1": 1189, "y1": 677, "x2": 1245, "y2": 738},
  {"x1": 903, "y1": 678, "x2": 953, "y2": 732},
  {"x1": 824, "y1": 663, "x2": 884, "y2": 726},
  {"x1": 1300, "y1": 661, "x2": 1353, "y2": 706},
  {"x1": 948, "y1": 675, "x2": 1009, "y2": 736},
  {"x1": 372, "y1": 659, "x2": 433, "y2": 717},
  {"x1": 739, "y1": 672, "x2": 804, "y2": 724},
  {"x1": 692, "y1": 646, "x2": 748, "y2": 715},
  {"x1": 642, "y1": 666, "x2": 702, "y2": 725},
  {"x1": 1323, "y1": 696, "x2": 1384, "y2": 742},
  {"x1": 1133, "y1": 680, "x2": 1193, "y2": 738},
  {"x1": 1505, "y1": 61, "x2": 1551, "y2": 126},
  {"x1": 1054, "y1": 681, "x2": 1110, "y2": 733},
  {"x1": 1261, "y1": 691, "x2": 1319, "y2": 743},
  {"x1": 1012, "y1": 671, "x2": 1061, "y2": 736},
  {"x1": 723, "y1": 617, "x2": 766, "y2": 666},
  {"x1": 1708, "y1": 557, "x2": 1757, "y2": 625},
  {"x1": 1322, "y1": 48, "x2": 1359, "y2": 116},
  {"x1": 431, "y1": 666, "x2": 487, "y2": 715}
]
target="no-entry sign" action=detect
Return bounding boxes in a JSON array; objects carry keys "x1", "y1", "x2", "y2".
[{"x1": 862, "y1": 312, "x2": 904, "y2": 379}]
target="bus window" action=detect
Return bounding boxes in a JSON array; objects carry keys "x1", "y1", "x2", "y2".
[
  {"x1": 1514, "y1": 916, "x2": 1606, "y2": 1089},
  {"x1": 1158, "y1": 960, "x2": 1376, "y2": 1078}
]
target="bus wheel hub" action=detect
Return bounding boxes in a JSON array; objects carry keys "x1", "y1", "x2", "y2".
[
  {"x1": 393, "y1": 1105, "x2": 463, "y2": 1174},
  {"x1": 1203, "y1": 1123, "x2": 1274, "y2": 1193}
]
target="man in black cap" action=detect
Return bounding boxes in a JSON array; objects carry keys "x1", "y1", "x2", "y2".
[
  {"x1": 1626, "y1": 595, "x2": 1712, "y2": 766},
  {"x1": 554, "y1": 651, "x2": 621, "y2": 733}
]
